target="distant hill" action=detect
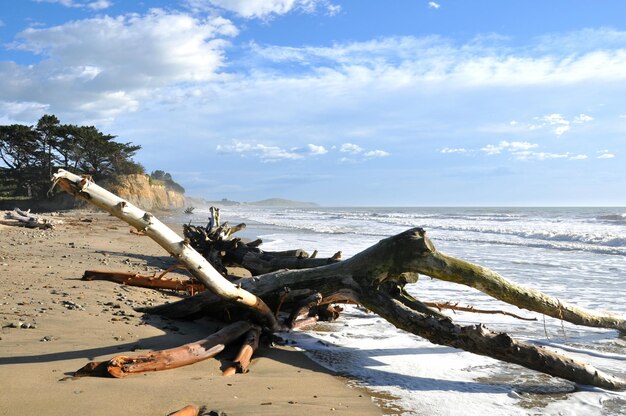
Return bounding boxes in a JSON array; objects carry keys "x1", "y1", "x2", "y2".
[
  {"x1": 185, "y1": 196, "x2": 319, "y2": 208},
  {"x1": 250, "y1": 198, "x2": 319, "y2": 208}
]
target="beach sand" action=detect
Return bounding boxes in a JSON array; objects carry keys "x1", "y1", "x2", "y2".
[{"x1": 0, "y1": 210, "x2": 386, "y2": 416}]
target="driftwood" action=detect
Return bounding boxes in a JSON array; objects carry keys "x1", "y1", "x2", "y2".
[
  {"x1": 51, "y1": 169, "x2": 626, "y2": 391},
  {"x1": 168, "y1": 405, "x2": 199, "y2": 416},
  {"x1": 183, "y1": 219, "x2": 341, "y2": 276},
  {"x1": 222, "y1": 325, "x2": 261, "y2": 376},
  {"x1": 75, "y1": 321, "x2": 251, "y2": 378},
  {"x1": 1, "y1": 208, "x2": 54, "y2": 229},
  {"x1": 83, "y1": 269, "x2": 205, "y2": 295}
]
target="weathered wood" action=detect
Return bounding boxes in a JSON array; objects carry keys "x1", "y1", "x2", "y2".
[
  {"x1": 287, "y1": 292, "x2": 322, "y2": 328},
  {"x1": 222, "y1": 325, "x2": 261, "y2": 376},
  {"x1": 75, "y1": 322, "x2": 251, "y2": 378},
  {"x1": 52, "y1": 169, "x2": 282, "y2": 331},
  {"x1": 3, "y1": 208, "x2": 53, "y2": 229},
  {"x1": 357, "y1": 290, "x2": 626, "y2": 391},
  {"x1": 142, "y1": 228, "x2": 626, "y2": 390},
  {"x1": 168, "y1": 405, "x2": 199, "y2": 416},
  {"x1": 83, "y1": 270, "x2": 205, "y2": 295},
  {"x1": 183, "y1": 222, "x2": 342, "y2": 276}
]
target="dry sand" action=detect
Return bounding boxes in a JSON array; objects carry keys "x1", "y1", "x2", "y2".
[{"x1": 0, "y1": 210, "x2": 388, "y2": 416}]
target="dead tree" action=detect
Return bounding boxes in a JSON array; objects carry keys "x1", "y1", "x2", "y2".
[{"x1": 51, "y1": 169, "x2": 626, "y2": 390}]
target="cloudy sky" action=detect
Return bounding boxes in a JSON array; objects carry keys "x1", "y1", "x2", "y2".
[{"x1": 2, "y1": 0, "x2": 626, "y2": 206}]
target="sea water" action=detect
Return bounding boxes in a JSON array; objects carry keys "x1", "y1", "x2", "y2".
[{"x1": 169, "y1": 207, "x2": 626, "y2": 415}]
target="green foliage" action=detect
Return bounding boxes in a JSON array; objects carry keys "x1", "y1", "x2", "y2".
[
  {"x1": 0, "y1": 114, "x2": 143, "y2": 198},
  {"x1": 150, "y1": 170, "x2": 185, "y2": 194}
]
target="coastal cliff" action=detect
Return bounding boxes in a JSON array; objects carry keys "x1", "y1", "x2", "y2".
[{"x1": 107, "y1": 174, "x2": 185, "y2": 211}]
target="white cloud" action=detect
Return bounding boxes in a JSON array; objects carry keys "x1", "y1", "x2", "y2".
[
  {"x1": 481, "y1": 140, "x2": 538, "y2": 155},
  {"x1": 569, "y1": 154, "x2": 588, "y2": 160},
  {"x1": 250, "y1": 33, "x2": 626, "y2": 88},
  {"x1": 450, "y1": 140, "x2": 592, "y2": 161},
  {"x1": 2, "y1": 9, "x2": 237, "y2": 120},
  {"x1": 364, "y1": 150, "x2": 390, "y2": 158},
  {"x1": 337, "y1": 143, "x2": 389, "y2": 161},
  {"x1": 514, "y1": 151, "x2": 569, "y2": 161},
  {"x1": 216, "y1": 141, "x2": 331, "y2": 162},
  {"x1": 507, "y1": 141, "x2": 539, "y2": 151},
  {"x1": 340, "y1": 143, "x2": 364, "y2": 154},
  {"x1": 554, "y1": 125, "x2": 571, "y2": 136},
  {"x1": 217, "y1": 141, "x2": 305, "y2": 162},
  {"x1": 475, "y1": 141, "x2": 591, "y2": 161},
  {"x1": 573, "y1": 113, "x2": 593, "y2": 123},
  {"x1": 481, "y1": 144, "x2": 502, "y2": 155},
  {"x1": 307, "y1": 143, "x2": 328, "y2": 155},
  {"x1": 525, "y1": 112, "x2": 593, "y2": 136},
  {"x1": 33, "y1": 0, "x2": 113, "y2": 10},
  {"x1": 598, "y1": 152, "x2": 615, "y2": 159},
  {"x1": 325, "y1": 4, "x2": 341, "y2": 16},
  {"x1": 428, "y1": 2, "x2": 441, "y2": 9},
  {"x1": 0, "y1": 100, "x2": 50, "y2": 123},
  {"x1": 441, "y1": 147, "x2": 467, "y2": 154},
  {"x1": 187, "y1": 0, "x2": 339, "y2": 19},
  {"x1": 542, "y1": 113, "x2": 569, "y2": 125}
]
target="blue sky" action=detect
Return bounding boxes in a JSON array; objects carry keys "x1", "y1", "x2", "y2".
[{"x1": 2, "y1": 0, "x2": 626, "y2": 206}]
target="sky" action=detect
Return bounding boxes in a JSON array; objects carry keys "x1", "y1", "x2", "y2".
[{"x1": 1, "y1": 0, "x2": 626, "y2": 206}]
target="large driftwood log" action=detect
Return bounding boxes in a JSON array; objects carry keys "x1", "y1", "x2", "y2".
[
  {"x1": 51, "y1": 170, "x2": 626, "y2": 390},
  {"x1": 145, "y1": 228, "x2": 626, "y2": 332},
  {"x1": 143, "y1": 229, "x2": 626, "y2": 390}
]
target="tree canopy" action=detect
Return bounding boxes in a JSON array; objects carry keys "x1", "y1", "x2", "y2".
[
  {"x1": 150, "y1": 170, "x2": 185, "y2": 194},
  {"x1": 0, "y1": 114, "x2": 143, "y2": 198}
]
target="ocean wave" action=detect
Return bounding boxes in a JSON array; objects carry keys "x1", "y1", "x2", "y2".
[
  {"x1": 243, "y1": 217, "x2": 626, "y2": 249},
  {"x1": 199, "y1": 207, "x2": 626, "y2": 254},
  {"x1": 423, "y1": 224, "x2": 626, "y2": 247},
  {"x1": 443, "y1": 235, "x2": 626, "y2": 256},
  {"x1": 597, "y1": 213, "x2": 626, "y2": 223}
]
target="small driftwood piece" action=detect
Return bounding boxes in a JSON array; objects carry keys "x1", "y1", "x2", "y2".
[
  {"x1": 222, "y1": 325, "x2": 261, "y2": 376},
  {"x1": 168, "y1": 405, "x2": 199, "y2": 416},
  {"x1": 2, "y1": 208, "x2": 54, "y2": 229},
  {"x1": 75, "y1": 321, "x2": 251, "y2": 378},
  {"x1": 83, "y1": 269, "x2": 205, "y2": 295}
]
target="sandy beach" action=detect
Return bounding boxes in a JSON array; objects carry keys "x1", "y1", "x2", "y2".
[{"x1": 0, "y1": 210, "x2": 386, "y2": 416}]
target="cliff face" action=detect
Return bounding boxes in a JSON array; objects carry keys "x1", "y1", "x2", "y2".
[{"x1": 108, "y1": 174, "x2": 185, "y2": 211}]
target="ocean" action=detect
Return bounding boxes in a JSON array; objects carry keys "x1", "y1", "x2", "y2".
[{"x1": 167, "y1": 206, "x2": 626, "y2": 415}]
